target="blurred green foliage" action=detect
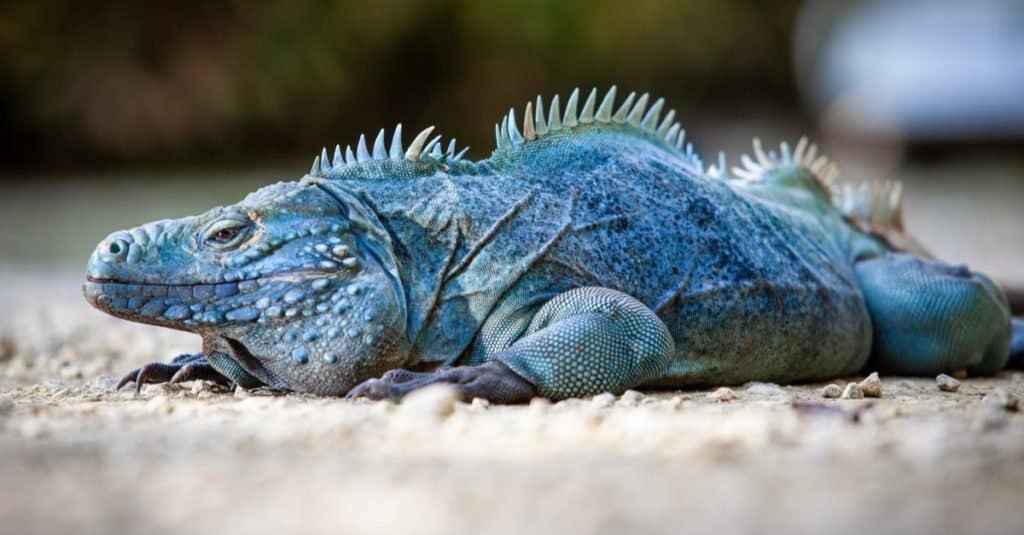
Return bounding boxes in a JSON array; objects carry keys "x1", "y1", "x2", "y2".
[{"x1": 0, "y1": 0, "x2": 801, "y2": 169}]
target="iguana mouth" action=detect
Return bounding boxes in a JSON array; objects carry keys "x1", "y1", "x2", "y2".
[
  {"x1": 84, "y1": 269, "x2": 335, "y2": 287},
  {"x1": 82, "y1": 270, "x2": 348, "y2": 332}
]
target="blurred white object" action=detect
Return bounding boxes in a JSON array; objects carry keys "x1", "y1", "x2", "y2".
[{"x1": 795, "y1": 0, "x2": 1024, "y2": 140}]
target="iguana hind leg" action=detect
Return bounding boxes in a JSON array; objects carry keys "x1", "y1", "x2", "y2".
[
  {"x1": 855, "y1": 252, "x2": 1012, "y2": 375},
  {"x1": 348, "y1": 287, "x2": 675, "y2": 402}
]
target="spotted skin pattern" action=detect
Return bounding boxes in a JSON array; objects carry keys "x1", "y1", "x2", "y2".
[{"x1": 84, "y1": 87, "x2": 1023, "y2": 402}]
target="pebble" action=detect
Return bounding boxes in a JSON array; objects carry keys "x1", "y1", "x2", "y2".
[
  {"x1": 821, "y1": 384, "x2": 842, "y2": 399},
  {"x1": 591, "y1": 392, "x2": 616, "y2": 409},
  {"x1": 397, "y1": 384, "x2": 458, "y2": 420},
  {"x1": 621, "y1": 390, "x2": 643, "y2": 402},
  {"x1": 470, "y1": 397, "x2": 490, "y2": 410},
  {"x1": 976, "y1": 408, "x2": 1009, "y2": 431},
  {"x1": 0, "y1": 335, "x2": 16, "y2": 361},
  {"x1": 92, "y1": 374, "x2": 119, "y2": 391},
  {"x1": 841, "y1": 383, "x2": 864, "y2": 399},
  {"x1": 20, "y1": 420, "x2": 46, "y2": 439},
  {"x1": 859, "y1": 372, "x2": 883, "y2": 398},
  {"x1": 982, "y1": 389, "x2": 1019, "y2": 412},
  {"x1": 936, "y1": 374, "x2": 960, "y2": 392},
  {"x1": 745, "y1": 382, "x2": 784, "y2": 396},
  {"x1": 234, "y1": 385, "x2": 250, "y2": 398},
  {"x1": 59, "y1": 363, "x2": 82, "y2": 380},
  {"x1": 0, "y1": 396, "x2": 13, "y2": 416},
  {"x1": 617, "y1": 390, "x2": 643, "y2": 407},
  {"x1": 529, "y1": 397, "x2": 553, "y2": 414},
  {"x1": 708, "y1": 387, "x2": 737, "y2": 402},
  {"x1": 146, "y1": 395, "x2": 172, "y2": 414}
]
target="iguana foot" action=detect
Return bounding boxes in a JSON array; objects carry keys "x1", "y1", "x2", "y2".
[
  {"x1": 345, "y1": 361, "x2": 537, "y2": 404},
  {"x1": 116, "y1": 353, "x2": 230, "y2": 393}
]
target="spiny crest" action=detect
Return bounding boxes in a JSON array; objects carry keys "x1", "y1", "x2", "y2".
[
  {"x1": 835, "y1": 178, "x2": 930, "y2": 257},
  {"x1": 307, "y1": 124, "x2": 470, "y2": 178},
  {"x1": 494, "y1": 86, "x2": 702, "y2": 170},
  {"x1": 730, "y1": 136, "x2": 840, "y2": 195},
  {"x1": 834, "y1": 179, "x2": 905, "y2": 232},
  {"x1": 728, "y1": 137, "x2": 917, "y2": 252}
]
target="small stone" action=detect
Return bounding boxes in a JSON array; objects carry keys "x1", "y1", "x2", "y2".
[
  {"x1": 234, "y1": 385, "x2": 250, "y2": 398},
  {"x1": 59, "y1": 363, "x2": 82, "y2": 380},
  {"x1": 708, "y1": 387, "x2": 737, "y2": 402},
  {"x1": 0, "y1": 396, "x2": 14, "y2": 416},
  {"x1": 620, "y1": 390, "x2": 643, "y2": 402},
  {"x1": 20, "y1": 420, "x2": 45, "y2": 439},
  {"x1": 0, "y1": 335, "x2": 15, "y2": 361},
  {"x1": 190, "y1": 381, "x2": 212, "y2": 396},
  {"x1": 397, "y1": 384, "x2": 458, "y2": 420},
  {"x1": 470, "y1": 397, "x2": 490, "y2": 410},
  {"x1": 821, "y1": 384, "x2": 842, "y2": 399},
  {"x1": 591, "y1": 392, "x2": 616, "y2": 409},
  {"x1": 92, "y1": 374, "x2": 119, "y2": 391},
  {"x1": 529, "y1": 397, "x2": 553, "y2": 414},
  {"x1": 841, "y1": 383, "x2": 864, "y2": 399},
  {"x1": 983, "y1": 388, "x2": 1019, "y2": 412},
  {"x1": 936, "y1": 374, "x2": 960, "y2": 392},
  {"x1": 976, "y1": 408, "x2": 1009, "y2": 431},
  {"x1": 745, "y1": 382, "x2": 784, "y2": 396},
  {"x1": 665, "y1": 395, "x2": 684, "y2": 410},
  {"x1": 146, "y1": 395, "x2": 172, "y2": 414},
  {"x1": 859, "y1": 372, "x2": 883, "y2": 398}
]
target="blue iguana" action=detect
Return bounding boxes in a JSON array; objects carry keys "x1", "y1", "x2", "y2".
[{"x1": 83, "y1": 86, "x2": 1024, "y2": 402}]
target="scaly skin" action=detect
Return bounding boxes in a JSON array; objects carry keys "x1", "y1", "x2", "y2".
[{"x1": 84, "y1": 86, "x2": 1024, "y2": 402}]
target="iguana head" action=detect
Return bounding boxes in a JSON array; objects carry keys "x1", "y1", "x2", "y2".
[{"x1": 83, "y1": 178, "x2": 409, "y2": 395}]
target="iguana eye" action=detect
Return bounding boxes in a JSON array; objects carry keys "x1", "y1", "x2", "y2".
[{"x1": 203, "y1": 218, "x2": 251, "y2": 249}]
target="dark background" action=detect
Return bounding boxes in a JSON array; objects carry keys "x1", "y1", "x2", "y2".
[
  {"x1": 0, "y1": 0, "x2": 804, "y2": 170},
  {"x1": 0, "y1": 0, "x2": 1021, "y2": 288}
]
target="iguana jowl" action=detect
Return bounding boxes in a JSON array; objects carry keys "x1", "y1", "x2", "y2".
[{"x1": 83, "y1": 86, "x2": 1024, "y2": 402}]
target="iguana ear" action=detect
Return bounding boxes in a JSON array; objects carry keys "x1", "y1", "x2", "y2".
[{"x1": 307, "y1": 178, "x2": 408, "y2": 325}]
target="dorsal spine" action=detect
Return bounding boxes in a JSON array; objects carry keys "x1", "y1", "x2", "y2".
[{"x1": 492, "y1": 86, "x2": 703, "y2": 171}]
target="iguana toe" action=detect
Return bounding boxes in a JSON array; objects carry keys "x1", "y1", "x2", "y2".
[
  {"x1": 115, "y1": 353, "x2": 230, "y2": 393},
  {"x1": 117, "y1": 362, "x2": 181, "y2": 394},
  {"x1": 168, "y1": 363, "x2": 232, "y2": 386},
  {"x1": 346, "y1": 361, "x2": 536, "y2": 404}
]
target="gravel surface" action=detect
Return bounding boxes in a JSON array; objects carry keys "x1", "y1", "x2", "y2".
[{"x1": 2, "y1": 269, "x2": 1023, "y2": 534}]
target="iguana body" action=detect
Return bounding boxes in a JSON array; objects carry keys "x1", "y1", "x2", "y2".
[{"x1": 84, "y1": 87, "x2": 1024, "y2": 401}]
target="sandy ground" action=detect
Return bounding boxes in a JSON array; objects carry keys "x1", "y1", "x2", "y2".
[{"x1": 1, "y1": 269, "x2": 1023, "y2": 535}]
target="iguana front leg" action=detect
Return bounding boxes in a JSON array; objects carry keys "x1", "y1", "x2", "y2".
[
  {"x1": 348, "y1": 287, "x2": 676, "y2": 402},
  {"x1": 117, "y1": 353, "x2": 227, "y2": 393},
  {"x1": 116, "y1": 350, "x2": 264, "y2": 393}
]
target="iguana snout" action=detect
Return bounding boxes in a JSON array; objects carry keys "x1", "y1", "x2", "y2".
[{"x1": 84, "y1": 180, "x2": 410, "y2": 395}]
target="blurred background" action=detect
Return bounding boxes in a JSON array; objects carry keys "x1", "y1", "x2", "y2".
[{"x1": 1, "y1": 0, "x2": 1022, "y2": 287}]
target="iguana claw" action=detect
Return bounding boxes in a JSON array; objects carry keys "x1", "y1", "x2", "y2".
[{"x1": 115, "y1": 353, "x2": 229, "y2": 393}]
